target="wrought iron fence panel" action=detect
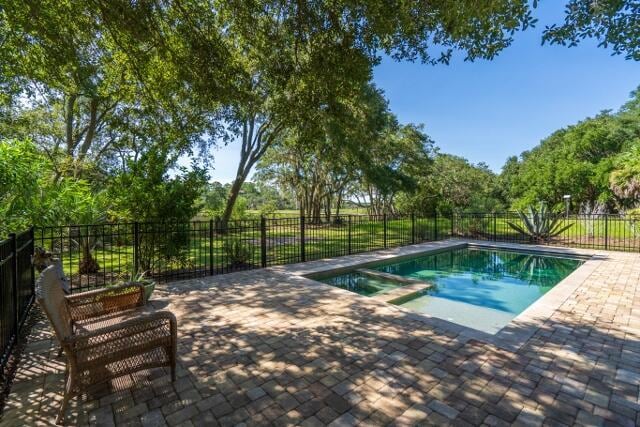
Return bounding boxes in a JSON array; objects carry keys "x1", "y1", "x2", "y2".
[{"x1": 0, "y1": 228, "x2": 34, "y2": 373}]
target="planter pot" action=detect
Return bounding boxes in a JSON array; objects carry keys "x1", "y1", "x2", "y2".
[
  {"x1": 143, "y1": 281, "x2": 156, "y2": 302},
  {"x1": 112, "y1": 280, "x2": 156, "y2": 302}
]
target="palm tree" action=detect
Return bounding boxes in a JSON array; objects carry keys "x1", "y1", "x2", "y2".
[{"x1": 56, "y1": 182, "x2": 108, "y2": 274}]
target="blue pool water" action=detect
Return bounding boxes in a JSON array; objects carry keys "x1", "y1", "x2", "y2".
[{"x1": 314, "y1": 247, "x2": 583, "y2": 334}]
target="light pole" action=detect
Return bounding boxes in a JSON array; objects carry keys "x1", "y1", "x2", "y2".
[{"x1": 563, "y1": 195, "x2": 571, "y2": 219}]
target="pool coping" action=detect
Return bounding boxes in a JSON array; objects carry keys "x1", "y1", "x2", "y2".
[{"x1": 272, "y1": 239, "x2": 606, "y2": 351}]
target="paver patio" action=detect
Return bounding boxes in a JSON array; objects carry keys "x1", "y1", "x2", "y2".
[{"x1": 1, "y1": 240, "x2": 640, "y2": 426}]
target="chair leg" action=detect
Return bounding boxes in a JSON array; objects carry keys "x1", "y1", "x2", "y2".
[
  {"x1": 170, "y1": 324, "x2": 177, "y2": 382},
  {"x1": 56, "y1": 374, "x2": 74, "y2": 425},
  {"x1": 57, "y1": 346, "x2": 64, "y2": 357},
  {"x1": 169, "y1": 343, "x2": 176, "y2": 382}
]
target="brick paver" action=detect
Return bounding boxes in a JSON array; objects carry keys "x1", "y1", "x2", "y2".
[{"x1": 2, "y1": 242, "x2": 640, "y2": 426}]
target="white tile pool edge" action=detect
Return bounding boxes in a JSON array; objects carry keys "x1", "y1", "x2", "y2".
[{"x1": 274, "y1": 239, "x2": 606, "y2": 351}]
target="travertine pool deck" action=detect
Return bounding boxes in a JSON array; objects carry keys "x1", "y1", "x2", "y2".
[{"x1": 2, "y1": 240, "x2": 640, "y2": 426}]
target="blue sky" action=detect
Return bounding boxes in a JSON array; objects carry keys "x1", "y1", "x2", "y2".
[{"x1": 202, "y1": 2, "x2": 640, "y2": 182}]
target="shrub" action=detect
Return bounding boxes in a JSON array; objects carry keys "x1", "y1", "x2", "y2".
[{"x1": 222, "y1": 238, "x2": 254, "y2": 268}]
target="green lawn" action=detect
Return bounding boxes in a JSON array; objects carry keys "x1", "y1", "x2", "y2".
[{"x1": 36, "y1": 214, "x2": 638, "y2": 289}]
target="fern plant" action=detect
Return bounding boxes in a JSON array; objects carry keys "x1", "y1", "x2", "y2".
[{"x1": 507, "y1": 203, "x2": 573, "y2": 242}]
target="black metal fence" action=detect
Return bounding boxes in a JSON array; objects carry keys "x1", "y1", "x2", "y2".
[
  {"x1": 25, "y1": 211, "x2": 640, "y2": 294},
  {"x1": 34, "y1": 214, "x2": 451, "y2": 291},
  {"x1": 0, "y1": 228, "x2": 35, "y2": 375},
  {"x1": 453, "y1": 212, "x2": 640, "y2": 252}
]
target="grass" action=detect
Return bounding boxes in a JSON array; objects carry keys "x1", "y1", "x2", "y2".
[
  {"x1": 37, "y1": 218, "x2": 449, "y2": 283},
  {"x1": 36, "y1": 214, "x2": 639, "y2": 289},
  {"x1": 463, "y1": 215, "x2": 637, "y2": 241}
]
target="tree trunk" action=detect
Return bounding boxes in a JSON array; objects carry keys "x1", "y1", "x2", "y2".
[
  {"x1": 220, "y1": 116, "x2": 282, "y2": 230},
  {"x1": 78, "y1": 237, "x2": 100, "y2": 274},
  {"x1": 220, "y1": 176, "x2": 245, "y2": 230},
  {"x1": 65, "y1": 94, "x2": 77, "y2": 155},
  {"x1": 324, "y1": 194, "x2": 332, "y2": 223},
  {"x1": 335, "y1": 191, "x2": 343, "y2": 218},
  {"x1": 75, "y1": 97, "x2": 98, "y2": 177}
]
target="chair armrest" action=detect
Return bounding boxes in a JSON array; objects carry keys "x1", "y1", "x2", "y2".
[
  {"x1": 66, "y1": 283, "x2": 145, "y2": 321},
  {"x1": 64, "y1": 310, "x2": 177, "y2": 351}
]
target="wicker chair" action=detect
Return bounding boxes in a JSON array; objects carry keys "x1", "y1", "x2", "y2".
[
  {"x1": 40, "y1": 255, "x2": 151, "y2": 356},
  {"x1": 36, "y1": 266, "x2": 177, "y2": 425}
]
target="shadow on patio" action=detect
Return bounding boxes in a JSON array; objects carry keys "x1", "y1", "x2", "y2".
[{"x1": 1, "y1": 258, "x2": 639, "y2": 426}]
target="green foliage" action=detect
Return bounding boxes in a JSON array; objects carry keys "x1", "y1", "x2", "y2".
[
  {"x1": 231, "y1": 197, "x2": 249, "y2": 220},
  {"x1": 541, "y1": 0, "x2": 640, "y2": 60},
  {"x1": 502, "y1": 88, "x2": 640, "y2": 212},
  {"x1": 0, "y1": 139, "x2": 107, "y2": 234},
  {"x1": 2, "y1": 0, "x2": 638, "y2": 236},
  {"x1": 259, "y1": 201, "x2": 278, "y2": 218},
  {"x1": 0, "y1": 139, "x2": 52, "y2": 232},
  {"x1": 106, "y1": 152, "x2": 207, "y2": 270},
  {"x1": 398, "y1": 154, "x2": 505, "y2": 215},
  {"x1": 201, "y1": 182, "x2": 228, "y2": 215},
  {"x1": 507, "y1": 203, "x2": 573, "y2": 242},
  {"x1": 610, "y1": 143, "x2": 640, "y2": 206},
  {"x1": 626, "y1": 208, "x2": 640, "y2": 236},
  {"x1": 107, "y1": 153, "x2": 206, "y2": 223},
  {"x1": 222, "y1": 238, "x2": 254, "y2": 268}
]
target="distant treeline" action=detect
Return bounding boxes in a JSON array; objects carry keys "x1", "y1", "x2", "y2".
[{"x1": 500, "y1": 88, "x2": 640, "y2": 214}]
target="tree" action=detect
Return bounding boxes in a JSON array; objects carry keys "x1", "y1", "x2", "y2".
[
  {"x1": 256, "y1": 131, "x2": 348, "y2": 223},
  {"x1": 0, "y1": 139, "x2": 57, "y2": 233},
  {"x1": 397, "y1": 154, "x2": 504, "y2": 214},
  {"x1": 502, "y1": 88, "x2": 640, "y2": 211},
  {"x1": 201, "y1": 182, "x2": 228, "y2": 216},
  {"x1": 208, "y1": 0, "x2": 536, "y2": 227},
  {"x1": 0, "y1": 0, "x2": 227, "y2": 180},
  {"x1": 255, "y1": 82, "x2": 428, "y2": 221},
  {"x1": 610, "y1": 144, "x2": 640, "y2": 208},
  {"x1": 354, "y1": 124, "x2": 435, "y2": 215},
  {"x1": 107, "y1": 151, "x2": 207, "y2": 271},
  {"x1": 541, "y1": 0, "x2": 640, "y2": 60},
  {"x1": 54, "y1": 181, "x2": 108, "y2": 273}
]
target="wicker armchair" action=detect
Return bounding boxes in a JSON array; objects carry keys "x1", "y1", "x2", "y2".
[
  {"x1": 66, "y1": 281, "x2": 146, "y2": 323},
  {"x1": 36, "y1": 266, "x2": 177, "y2": 425}
]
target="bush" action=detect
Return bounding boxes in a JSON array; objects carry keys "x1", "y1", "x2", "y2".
[
  {"x1": 222, "y1": 238, "x2": 254, "y2": 268},
  {"x1": 107, "y1": 152, "x2": 207, "y2": 272}
]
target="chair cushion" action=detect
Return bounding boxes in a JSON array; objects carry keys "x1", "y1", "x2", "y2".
[{"x1": 73, "y1": 305, "x2": 157, "y2": 334}]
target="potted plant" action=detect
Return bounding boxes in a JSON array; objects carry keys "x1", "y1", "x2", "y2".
[{"x1": 113, "y1": 270, "x2": 155, "y2": 302}]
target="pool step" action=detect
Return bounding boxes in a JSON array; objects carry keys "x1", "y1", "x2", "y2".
[
  {"x1": 371, "y1": 282, "x2": 433, "y2": 304},
  {"x1": 355, "y1": 268, "x2": 428, "y2": 286},
  {"x1": 355, "y1": 269, "x2": 434, "y2": 304}
]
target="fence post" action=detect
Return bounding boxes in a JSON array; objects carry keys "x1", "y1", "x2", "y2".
[
  {"x1": 133, "y1": 222, "x2": 140, "y2": 273},
  {"x1": 29, "y1": 226, "x2": 35, "y2": 295},
  {"x1": 9, "y1": 233, "x2": 18, "y2": 344},
  {"x1": 260, "y1": 216, "x2": 267, "y2": 268},
  {"x1": 434, "y1": 212, "x2": 438, "y2": 241},
  {"x1": 604, "y1": 214, "x2": 609, "y2": 250},
  {"x1": 348, "y1": 215, "x2": 352, "y2": 255},
  {"x1": 383, "y1": 214, "x2": 388, "y2": 248},
  {"x1": 493, "y1": 212, "x2": 497, "y2": 242},
  {"x1": 300, "y1": 216, "x2": 306, "y2": 262},
  {"x1": 411, "y1": 213, "x2": 416, "y2": 244},
  {"x1": 209, "y1": 219, "x2": 214, "y2": 276}
]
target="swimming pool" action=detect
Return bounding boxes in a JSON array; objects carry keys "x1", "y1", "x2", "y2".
[{"x1": 311, "y1": 246, "x2": 584, "y2": 334}]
